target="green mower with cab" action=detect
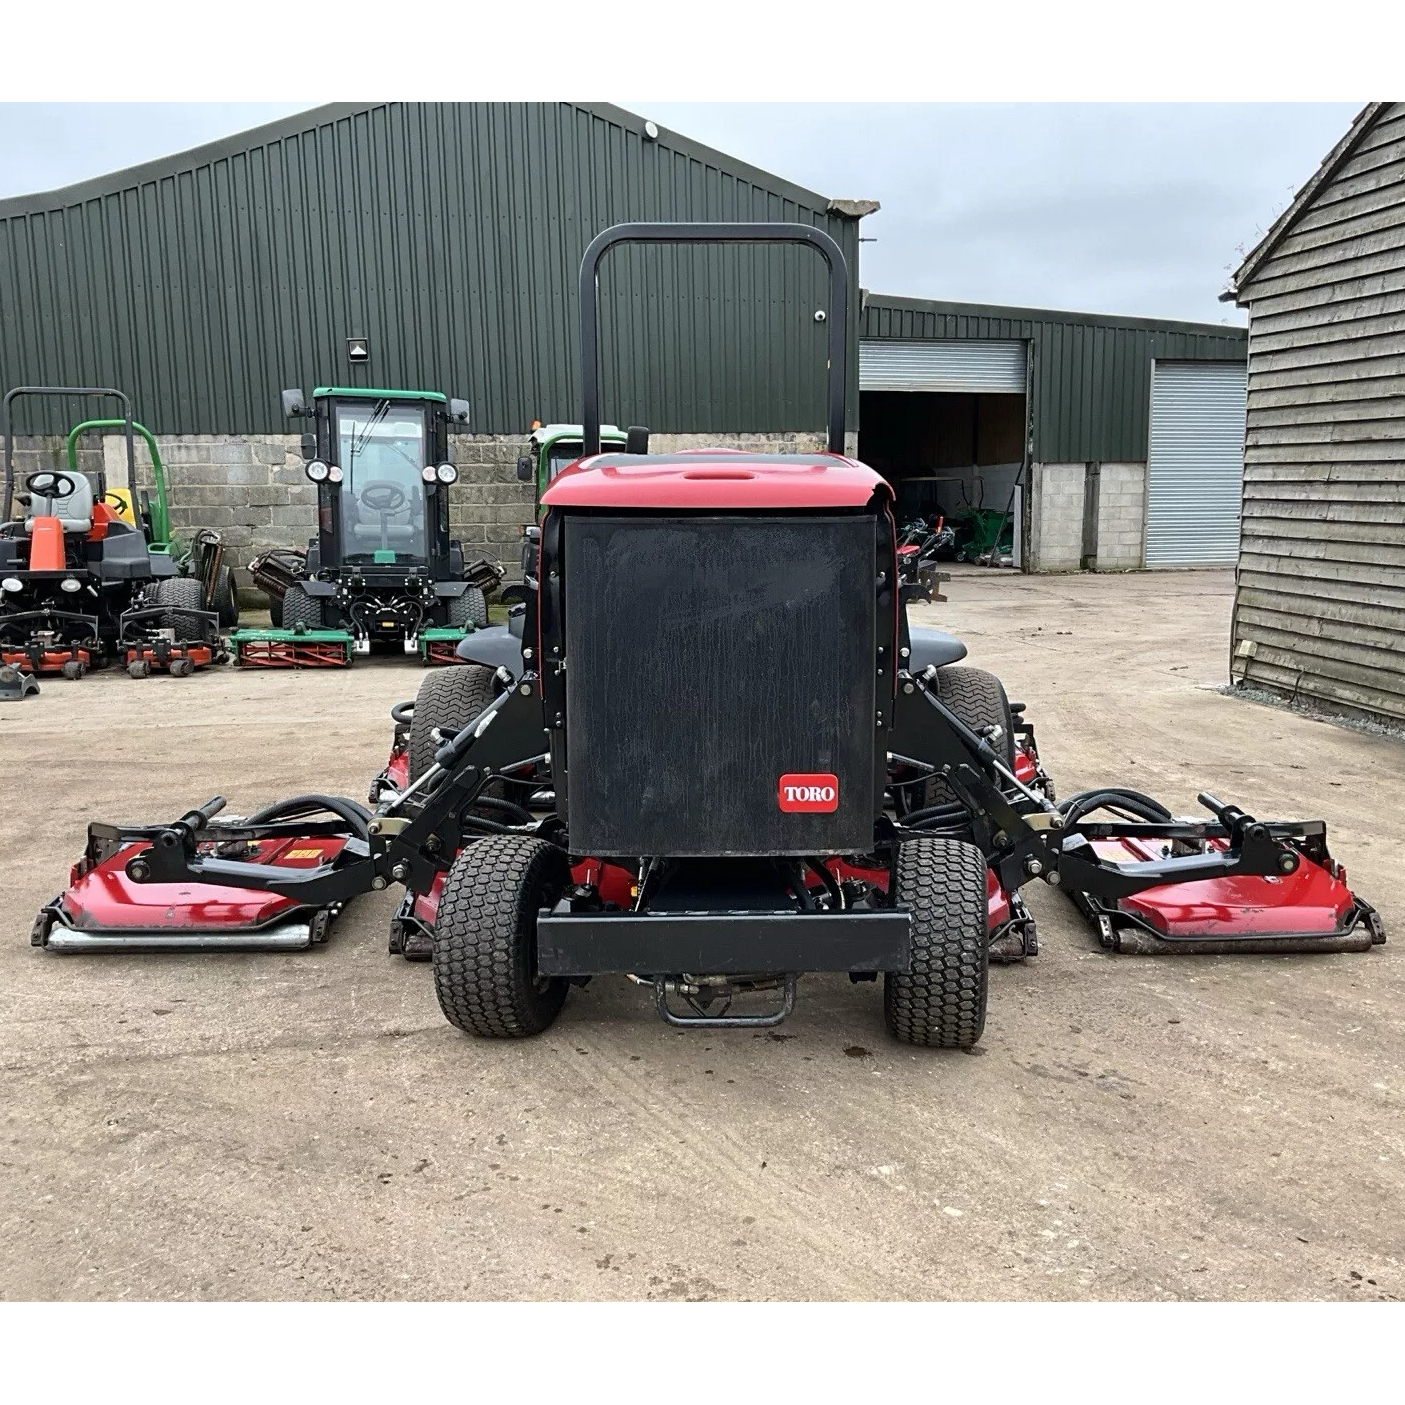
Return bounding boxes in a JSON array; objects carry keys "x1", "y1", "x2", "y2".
[{"x1": 236, "y1": 386, "x2": 501, "y2": 667}]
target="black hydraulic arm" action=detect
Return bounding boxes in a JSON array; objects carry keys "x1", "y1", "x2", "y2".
[
  {"x1": 117, "y1": 675, "x2": 550, "y2": 904},
  {"x1": 892, "y1": 665, "x2": 1311, "y2": 902}
]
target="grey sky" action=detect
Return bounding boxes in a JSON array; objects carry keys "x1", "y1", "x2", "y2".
[{"x1": 0, "y1": 101, "x2": 1361, "y2": 326}]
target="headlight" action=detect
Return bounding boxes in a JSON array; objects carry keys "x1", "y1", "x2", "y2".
[
  {"x1": 327, "y1": 464, "x2": 343, "y2": 483},
  {"x1": 420, "y1": 465, "x2": 437, "y2": 483},
  {"x1": 60, "y1": 578, "x2": 82, "y2": 593},
  {"x1": 306, "y1": 460, "x2": 329, "y2": 483},
  {"x1": 436, "y1": 463, "x2": 458, "y2": 485},
  {"x1": 1, "y1": 577, "x2": 20, "y2": 592}
]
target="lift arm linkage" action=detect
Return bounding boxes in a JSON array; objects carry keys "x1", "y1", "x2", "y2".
[
  {"x1": 895, "y1": 667, "x2": 1312, "y2": 902},
  {"x1": 110, "y1": 678, "x2": 548, "y2": 905}
]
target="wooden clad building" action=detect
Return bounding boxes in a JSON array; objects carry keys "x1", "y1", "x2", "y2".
[{"x1": 1226, "y1": 102, "x2": 1405, "y2": 724}]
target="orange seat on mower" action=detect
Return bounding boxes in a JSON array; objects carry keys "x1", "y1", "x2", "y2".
[{"x1": 28, "y1": 516, "x2": 66, "y2": 572}]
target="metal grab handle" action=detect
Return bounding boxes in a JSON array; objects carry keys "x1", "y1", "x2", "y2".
[
  {"x1": 178, "y1": 797, "x2": 228, "y2": 833},
  {"x1": 577, "y1": 222, "x2": 850, "y2": 457}
]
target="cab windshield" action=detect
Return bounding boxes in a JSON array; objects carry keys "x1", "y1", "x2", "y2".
[
  {"x1": 545, "y1": 440, "x2": 585, "y2": 482},
  {"x1": 336, "y1": 401, "x2": 427, "y2": 563},
  {"x1": 543, "y1": 437, "x2": 625, "y2": 482}
]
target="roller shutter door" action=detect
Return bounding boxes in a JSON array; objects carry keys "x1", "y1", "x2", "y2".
[
  {"x1": 859, "y1": 340, "x2": 1027, "y2": 393},
  {"x1": 1145, "y1": 361, "x2": 1247, "y2": 566}
]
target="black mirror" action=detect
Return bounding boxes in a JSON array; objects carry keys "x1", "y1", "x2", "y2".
[
  {"x1": 625, "y1": 425, "x2": 650, "y2": 455},
  {"x1": 448, "y1": 398, "x2": 471, "y2": 424},
  {"x1": 281, "y1": 388, "x2": 307, "y2": 418},
  {"x1": 516, "y1": 455, "x2": 534, "y2": 484}
]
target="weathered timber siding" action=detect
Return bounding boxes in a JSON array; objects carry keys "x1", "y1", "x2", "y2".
[{"x1": 1232, "y1": 103, "x2": 1405, "y2": 722}]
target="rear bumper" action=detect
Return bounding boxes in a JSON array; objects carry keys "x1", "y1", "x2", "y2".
[{"x1": 536, "y1": 907, "x2": 911, "y2": 976}]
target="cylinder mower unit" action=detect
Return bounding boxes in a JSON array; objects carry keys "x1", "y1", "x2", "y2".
[
  {"x1": 34, "y1": 225, "x2": 1384, "y2": 1052},
  {"x1": 231, "y1": 386, "x2": 502, "y2": 668}
]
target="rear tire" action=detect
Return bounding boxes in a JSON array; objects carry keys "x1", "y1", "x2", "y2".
[
  {"x1": 281, "y1": 583, "x2": 323, "y2": 632},
  {"x1": 448, "y1": 586, "x2": 488, "y2": 630},
  {"x1": 432, "y1": 836, "x2": 571, "y2": 1038},
  {"x1": 917, "y1": 666, "x2": 1015, "y2": 810},
  {"x1": 884, "y1": 836, "x2": 989, "y2": 1049},
  {"x1": 408, "y1": 663, "x2": 498, "y2": 783},
  {"x1": 212, "y1": 566, "x2": 240, "y2": 627},
  {"x1": 154, "y1": 576, "x2": 206, "y2": 641}
]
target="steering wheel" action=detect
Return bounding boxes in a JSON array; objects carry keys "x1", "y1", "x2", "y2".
[
  {"x1": 25, "y1": 471, "x2": 78, "y2": 501},
  {"x1": 358, "y1": 480, "x2": 408, "y2": 514}
]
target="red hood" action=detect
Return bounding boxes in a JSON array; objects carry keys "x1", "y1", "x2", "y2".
[{"x1": 540, "y1": 451, "x2": 891, "y2": 510}]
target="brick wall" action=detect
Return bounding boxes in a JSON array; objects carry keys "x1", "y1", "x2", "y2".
[{"x1": 1094, "y1": 462, "x2": 1147, "y2": 571}]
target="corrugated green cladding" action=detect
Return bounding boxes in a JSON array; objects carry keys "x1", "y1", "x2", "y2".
[
  {"x1": 0, "y1": 102, "x2": 858, "y2": 436},
  {"x1": 861, "y1": 294, "x2": 1248, "y2": 462}
]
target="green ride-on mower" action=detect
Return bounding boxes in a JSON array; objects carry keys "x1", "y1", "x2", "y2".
[
  {"x1": 0, "y1": 386, "x2": 227, "y2": 679},
  {"x1": 499, "y1": 421, "x2": 630, "y2": 606},
  {"x1": 235, "y1": 386, "x2": 501, "y2": 667}
]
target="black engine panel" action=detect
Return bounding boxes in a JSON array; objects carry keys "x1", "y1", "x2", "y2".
[{"x1": 562, "y1": 513, "x2": 877, "y2": 857}]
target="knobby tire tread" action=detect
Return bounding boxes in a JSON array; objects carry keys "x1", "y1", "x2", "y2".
[
  {"x1": 885, "y1": 836, "x2": 989, "y2": 1048},
  {"x1": 432, "y1": 836, "x2": 570, "y2": 1038}
]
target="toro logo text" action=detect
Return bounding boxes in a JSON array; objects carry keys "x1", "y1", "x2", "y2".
[{"x1": 778, "y1": 773, "x2": 839, "y2": 814}]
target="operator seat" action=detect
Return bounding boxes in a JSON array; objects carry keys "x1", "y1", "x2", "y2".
[{"x1": 25, "y1": 472, "x2": 95, "y2": 534}]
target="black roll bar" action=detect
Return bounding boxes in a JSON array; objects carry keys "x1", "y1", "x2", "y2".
[
  {"x1": 577, "y1": 222, "x2": 850, "y2": 458},
  {"x1": 2, "y1": 386, "x2": 134, "y2": 519}
]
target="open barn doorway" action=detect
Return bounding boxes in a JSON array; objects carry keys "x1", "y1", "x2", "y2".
[
  {"x1": 858, "y1": 389, "x2": 1028, "y2": 567},
  {"x1": 857, "y1": 340, "x2": 1030, "y2": 568}
]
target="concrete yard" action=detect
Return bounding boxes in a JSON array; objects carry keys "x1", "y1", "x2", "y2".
[{"x1": 1, "y1": 568, "x2": 1402, "y2": 1302}]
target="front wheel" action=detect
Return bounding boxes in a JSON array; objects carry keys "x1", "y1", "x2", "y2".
[
  {"x1": 154, "y1": 576, "x2": 207, "y2": 641},
  {"x1": 281, "y1": 583, "x2": 323, "y2": 631},
  {"x1": 884, "y1": 836, "x2": 989, "y2": 1048},
  {"x1": 212, "y1": 566, "x2": 240, "y2": 627},
  {"x1": 447, "y1": 586, "x2": 488, "y2": 630},
  {"x1": 407, "y1": 663, "x2": 498, "y2": 783},
  {"x1": 432, "y1": 836, "x2": 571, "y2": 1038},
  {"x1": 916, "y1": 666, "x2": 1015, "y2": 811}
]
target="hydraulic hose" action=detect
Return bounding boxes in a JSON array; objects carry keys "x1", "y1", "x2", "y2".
[
  {"x1": 900, "y1": 801, "x2": 971, "y2": 828},
  {"x1": 1057, "y1": 788, "x2": 1173, "y2": 827},
  {"x1": 805, "y1": 858, "x2": 846, "y2": 910},
  {"x1": 245, "y1": 793, "x2": 372, "y2": 839},
  {"x1": 390, "y1": 700, "x2": 415, "y2": 726},
  {"x1": 468, "y1": 794, "x2": 535, "y2": 826}
]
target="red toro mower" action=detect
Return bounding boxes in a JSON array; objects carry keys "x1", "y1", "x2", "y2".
[{"x1": 33, "y1": 225, "x2": 1383, "y2": 1046}]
